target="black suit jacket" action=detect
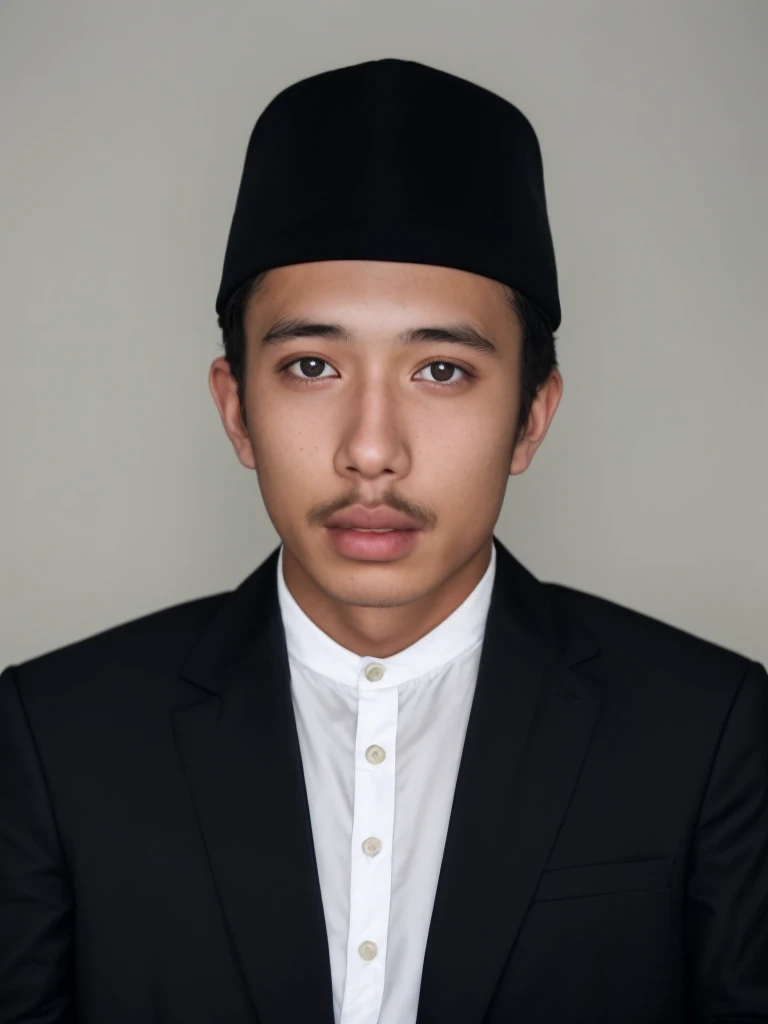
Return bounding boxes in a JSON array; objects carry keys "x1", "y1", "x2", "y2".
[{"x1": 2, "y1": 535, "x2": 767, "y2": 1023}]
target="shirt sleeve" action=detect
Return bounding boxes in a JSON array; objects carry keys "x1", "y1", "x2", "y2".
[
  {"x1": 685, "y1": 658, "x2": 768, "y2": 1021},
  {"x1": 0, "y1": 665, "x2": 76, "y2": 1023}
]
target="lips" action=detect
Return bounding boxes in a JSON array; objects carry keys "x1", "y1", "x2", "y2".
[{"x1": 325, "y1": 506, "x2": 422, "y2": 531}]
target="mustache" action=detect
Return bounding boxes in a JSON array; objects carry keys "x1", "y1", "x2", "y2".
[{"x1": 308, "y1": 492, "x2": 437, "y2": 529}]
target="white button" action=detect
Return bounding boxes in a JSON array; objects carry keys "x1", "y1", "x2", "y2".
[
  {"x1": 358, "y1": 940, "x2": 378, "y2": 961},
  {"x1": 365, "y1": 744, "x2": 386, "y2": 764},
  {"x1": 362, "y1": 837, "x2": 382, "y2": 857},
  {"x1": 365, "y1": 663, "x2": 385, "y2": 682}
]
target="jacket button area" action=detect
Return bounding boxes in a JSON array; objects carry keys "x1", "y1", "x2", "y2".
[
  {"x1": 359, "y1": 940, "x2": 378, "y2": 961},
  {"x1": 362, "y1": 837, "x2": 382, "y2": 856},
  {"x1": 365, "y1": 663, "x2": 385, "y2": 682},
  {"x1": 365, "y1": 745, "x2": 386, "y2": 764}
]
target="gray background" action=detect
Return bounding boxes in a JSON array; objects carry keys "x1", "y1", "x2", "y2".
[{"x1": 1, "y1": 0, "x2": 766, "y2": 666}]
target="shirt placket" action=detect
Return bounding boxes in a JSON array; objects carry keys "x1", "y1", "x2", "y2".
[{"x1": 339, "y1": 660, "x2": 398, "y2": 1024}]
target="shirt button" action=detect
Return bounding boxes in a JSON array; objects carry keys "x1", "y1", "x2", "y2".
[
  {"x1": 359, "y1": 940, "x2": 378, "y2": 961},
  {"x1": 365, "y1": 663, "x2": 385, "y2": 682},
  {"x1": 362, "y1": 837, "x2": 382, "y2": 857},
  {"x1": 365, "y1": 744, "x2": 386, "y2": 764}
]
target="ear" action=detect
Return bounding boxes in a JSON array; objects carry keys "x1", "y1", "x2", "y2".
[
  {"x1": 208, "y1": 357, "x2": 257, "y2": 470},
  {"x1": 509, "y1": 369, "x2": 563, "y2": 476}
]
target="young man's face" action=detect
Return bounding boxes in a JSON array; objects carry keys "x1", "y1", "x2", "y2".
[{"x1": 210, "y1": 260, "x2": 562, "y2": 611}]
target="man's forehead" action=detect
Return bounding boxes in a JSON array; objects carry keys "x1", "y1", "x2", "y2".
[{"x1": 246, "y1": 261, "x2": 512, "y2": 322}]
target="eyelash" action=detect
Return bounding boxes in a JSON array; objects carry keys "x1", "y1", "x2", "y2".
[{"x1": 278, "y1": 356, "x2": 475, "y2": 390}]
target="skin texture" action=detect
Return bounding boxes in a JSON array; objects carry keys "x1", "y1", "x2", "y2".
[{"x1": 209, "y1": 260, "x2": 563, "y2": 657}]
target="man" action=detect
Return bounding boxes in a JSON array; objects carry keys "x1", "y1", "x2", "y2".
[{"x1": 1, "y1": 56, "x2": 766, "y2": 1024}]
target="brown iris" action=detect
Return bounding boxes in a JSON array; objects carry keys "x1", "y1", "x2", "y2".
[
  {"x1": 299, "y1": 357, "x2": 325, "y2": 377},
  {"x1": 429, "y1": 361, "x2": 454, "y2": 383}
]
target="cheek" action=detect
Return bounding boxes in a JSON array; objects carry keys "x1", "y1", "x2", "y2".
[
  {"x1": 425, "y1": 404, "x2": 515, "y2": 466},
  {"x1": 246, "y1": 390, "x2": 334, "y2": 486},
  {"x1": 430, "y1": 432, "x2": 512, "y2": 507},
  {"x1": 423, "y1": 405, "x2": 517, "y2": 510}
]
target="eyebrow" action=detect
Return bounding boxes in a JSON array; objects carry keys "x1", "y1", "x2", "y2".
[{"x1": 260, "y1": 317, "x2": 499, "y2": 357}]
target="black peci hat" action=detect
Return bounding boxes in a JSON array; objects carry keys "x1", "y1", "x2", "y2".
[{"x1": 216, "y1": 58, "x2": 560, "y2": 331}]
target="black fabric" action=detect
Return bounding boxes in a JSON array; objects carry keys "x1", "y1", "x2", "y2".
[
  {"x1": 2, "y1": 535, "x2": 768, "y2": 1022},
  {"x1": 216, "y1": 58, "x2": 561, "y2": 330}
]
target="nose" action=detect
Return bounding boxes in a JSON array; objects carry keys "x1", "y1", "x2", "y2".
[{"x1": 333, "y1": 379, "x2": 411, "y2": 484}]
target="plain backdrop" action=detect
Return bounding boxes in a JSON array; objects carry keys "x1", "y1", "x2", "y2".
[{"x1": 1, "y1": 0, "x2": 766, "y2": 666}]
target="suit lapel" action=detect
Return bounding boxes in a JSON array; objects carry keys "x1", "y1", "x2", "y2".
[
  {"x1": 172, "y1": 547, "x2": 334, "y2": 1024},
  {"x1": 417, "y1": 537, "x2": 604, "y2": 1024}
]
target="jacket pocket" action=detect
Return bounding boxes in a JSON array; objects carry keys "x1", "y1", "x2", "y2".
[{"x1": 532, "y1": 855, "x2": 674, "y2": 902}]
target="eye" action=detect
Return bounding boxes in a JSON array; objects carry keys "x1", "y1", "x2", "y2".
[
  {"x1": 282, "y1": 357, "x2": 337, "y2": 383},
  {"x1": 414, "y1": 361, "x2": 469, "y2": 387}
]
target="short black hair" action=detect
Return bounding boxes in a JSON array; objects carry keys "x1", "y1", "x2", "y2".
[{"x1": 218, "y1": 270, "x2": 558, "y2": 444}]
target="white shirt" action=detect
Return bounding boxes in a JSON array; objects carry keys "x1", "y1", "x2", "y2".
[{"x1": 276, "y1": 541, "x2": 497, "y2": 1024}]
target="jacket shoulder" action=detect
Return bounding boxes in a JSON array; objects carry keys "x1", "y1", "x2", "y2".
[
  {"x1": 6, "y1": 591, "x2": 230, "y2": 689},
  {"x1": 545, "y1": 580, "x2": 756, "y2": 681}
]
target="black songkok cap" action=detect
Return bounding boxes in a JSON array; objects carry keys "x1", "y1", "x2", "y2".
[{"x1": 216, "y1": 58, "x2": 560, "y2": 331}]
